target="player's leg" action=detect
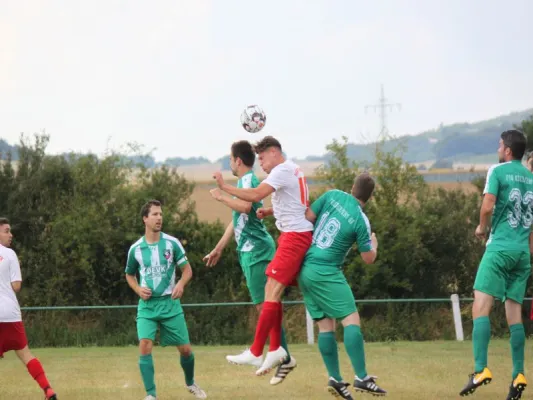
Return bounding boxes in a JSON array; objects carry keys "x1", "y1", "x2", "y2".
[
  {"x1": 503, "y1": 251, "x2": 530, "y2": 400},
  {"x1": 137, "y1": 317, "x2": 157, "y2": 400},
  {"x1": 160, "y1": 304, "x2": 207, "y2": 399},
  {"x1": 2, "y1": 321, "x2": 57, "y2": 400},
  {"x1": 460, "y1": 251, "x2": 505, "y2": 396}
]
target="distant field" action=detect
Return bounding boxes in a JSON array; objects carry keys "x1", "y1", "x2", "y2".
[
  {"x1": 1, "y1": 340, "x2": 527, "y2": 399},
  {"x1": 192, "y1": 182, "x2": 478, "y2": 224}
]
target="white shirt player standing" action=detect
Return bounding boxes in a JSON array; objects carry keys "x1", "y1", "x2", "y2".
[
  {"x1": 213, "y1": 136, "x2": 313, "y2": 379},
  {"x1": 0, "y1": 218, "x2": 58, "y2": 400}
]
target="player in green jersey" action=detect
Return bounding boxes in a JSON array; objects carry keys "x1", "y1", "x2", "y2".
[
  {"x1": 125, "y1": 200, "x2": 207, "y2": 400},
  {"x1": 460, "y1": 130, "x2": 532, "y2": 400},
  {"x1": 299, "y1": 173, "x2": 387, "y2": 399},
  {"x1": 203, "y1": 140, "x2": 296, "y2": 385}
]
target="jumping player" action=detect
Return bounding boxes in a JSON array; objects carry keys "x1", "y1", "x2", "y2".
[
  {"x1": 299, "y1": 173, "x2": 387, "y2": 399},
  {"x1": 459, "y1": 130, "x2": 532, "y2": 399},
  {"x1": 213, "y1": 136, "x2": 313, "y2": 375},
  {"x1": 125, "y1": 200, "x2": 207, "y2": 399},
  {"x1": 204, "y1": 140, "x2": 296, "y2": 384},
  {"x1": 0, "y1": 218, "x2": 58, "y2": 400}
]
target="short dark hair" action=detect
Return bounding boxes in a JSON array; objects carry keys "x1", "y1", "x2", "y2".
[
  {"x1": 0, "y1": 218, "x2": 9, "y2": 226},
  {"x1": 141, "y1": 200, "x2": 162, "y2": 219},
  {"x1": 254, "y1": 136, "x2": 282, "y2": 154},
  {"x1": 352, "y1": 172, "x2": 375, "y2": 203},
  {"x1": 501, "y1": 129, "x2": 527, "y2": 160},
  {"x1": 231, "y1": 140, "x2": 255, "y2": 167}
]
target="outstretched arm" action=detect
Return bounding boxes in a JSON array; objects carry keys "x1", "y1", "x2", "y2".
[
  {"x1": 210, "y1": 188, "x2": 252, "y2": 214},
  {"x1": 213, "y1": 172, "x2": 275, "y2": 203}
]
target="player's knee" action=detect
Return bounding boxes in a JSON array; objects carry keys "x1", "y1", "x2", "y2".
[
  {"x1": 139, "y1": 339, "x2": 153, "y2": 355},
  {"x1": 15, "y1": 346, "x2": 33, "y2": 365},
  {"x1": 178, "y1": 344, "x2": 192, "y2": 357}
]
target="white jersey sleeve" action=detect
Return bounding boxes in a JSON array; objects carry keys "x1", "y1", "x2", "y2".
[{"x1": 9, "y1": 251, "x2": 21, "y2": 282}]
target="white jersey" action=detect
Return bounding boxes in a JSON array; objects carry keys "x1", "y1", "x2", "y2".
[
  {"x1": 0, "y1": 245, "x2": 22, "y2": 322},
  {"x1": 263, "y1": 160, "x2": 314, "y2": 233}
]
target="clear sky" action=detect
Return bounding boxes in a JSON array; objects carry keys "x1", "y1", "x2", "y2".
[{"x1": 1, "y1": 0, "x2": 532, "y2": 162}]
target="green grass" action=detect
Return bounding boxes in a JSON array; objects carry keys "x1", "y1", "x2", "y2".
[{"x1": 0, "y1": 340, "x2": 529, "y2": 399}]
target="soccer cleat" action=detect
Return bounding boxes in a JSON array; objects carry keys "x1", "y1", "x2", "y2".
[
  {"x1": 143, "y1": 396, "x2": 157, "y2": 400},
  {"x1": 506, "y1": 373, "x2": 527, "y2": 400},
  {"x1": 459, "y1": 367, "x2": 493, "y2": 396},
  {"x1": 327, "y1": 378, "x2": 354, "y2": 399},
  {"x1": 269, "y1": 355, "x2": 297, "y2": 385},
  {"x1": 187, "y1": 383, "x2": 207, "y2": 399},
  {"x1": 226, "y1": 348, "x2": 263, "y2": 368},
  {"x1": 45, "y1": 387, "x2": 57, "y2": 400},
  {"x1": 256, "y1": 346, "x2": 288, "y2": 376},
  {"x1": 354, "y1": 375, "x2": 387, "y2": 396}
]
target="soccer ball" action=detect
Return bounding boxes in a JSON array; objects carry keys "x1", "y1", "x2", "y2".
[{"x1": 240, "y1": 105, "x2": 266, "y2": 133}]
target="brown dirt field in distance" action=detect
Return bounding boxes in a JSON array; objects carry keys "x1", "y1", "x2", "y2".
[{"x1": 191, "y1": 181, "x2": 479, "y2": 223}]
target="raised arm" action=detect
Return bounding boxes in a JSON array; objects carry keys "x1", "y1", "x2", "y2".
[{"x1": 210, "y1": 188, "x2": 252, "y2": 214}]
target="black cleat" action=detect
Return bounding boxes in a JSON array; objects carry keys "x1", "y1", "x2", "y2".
[
  {"x1": 459, "y1": 367, "x2": 492, "y2": 396},
  {"x1": 327, "y1": 378, "x2": 353, "y2": 399},
  {"x1": 353, "y1": 375, "x2": 387, "y2": 396},
  {"x1": 506, "y1": 373, "x2": 527, "y2": 400},
  {"x1": 269, "y1": 356, "x2": 297, "y2": 385}
]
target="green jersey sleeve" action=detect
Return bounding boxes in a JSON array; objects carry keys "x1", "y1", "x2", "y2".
[
  {"x1": 311, "y1": 192, "x2": 329, "y2": 216},
  {"x1": 483, "y1": 165, "x2": 499, "y2": 196},
  {"x1": 125, "y1": 246, "x2": 139, "y2": 275},
  {"x1": 355, "y1": 212, "x2": 372, "y2": 253},
  {"x1": 173, "y1": 239, "x2": 189, "y2": 268}
]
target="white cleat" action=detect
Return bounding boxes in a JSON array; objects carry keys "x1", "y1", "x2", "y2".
[
  {"x1": 256, "y1": 346, "x2": 288, "y2": 376},
  {"x1": 270, "y1": 355, "x2": 297, "y2": 385},
  {"x1": 143, "y1": 396, "x2": 157, "y2": 400},
  {"x1": 226, "y1": 348, "x2": 263, "y2": 368},
  {"x1": 187, "y1": 383, "x2": 207, "y2": 399}
]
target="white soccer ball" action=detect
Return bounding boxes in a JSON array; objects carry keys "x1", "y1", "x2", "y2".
[{"x1": 240, "y1": 105, "x2": 266, "y2": 133}]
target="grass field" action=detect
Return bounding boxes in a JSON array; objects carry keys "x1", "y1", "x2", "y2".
[{"x1": 1, "y1": 340, "x2": 528, "y2": 399}]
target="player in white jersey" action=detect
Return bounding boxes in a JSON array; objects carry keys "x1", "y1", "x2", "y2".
[
  {"x1": 0, "y1": 218, "x2": 58, "y2": 399},
  {"x1": 213, "y1": 136, "x2": 313, "y2": 376}
]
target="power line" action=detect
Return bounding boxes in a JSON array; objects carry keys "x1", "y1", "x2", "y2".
[{"x1": 365, "y1": 84, "x2": 401, "y2": 142}]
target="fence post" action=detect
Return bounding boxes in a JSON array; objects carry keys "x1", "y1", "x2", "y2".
[
  {"x1": 305, "y1": 307, "x2": 314, "y2": 344},
  {"x1": 450, "y1": 294, "x2": 464, "y2": 341}
]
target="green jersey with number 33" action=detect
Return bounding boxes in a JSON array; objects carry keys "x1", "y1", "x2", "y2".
[
  {"x1": 484, "y1": 160, "x2": 533, "y2": 252},
  {"x1": 304, "y1": 190, "x2": 373, "y2": 269}
]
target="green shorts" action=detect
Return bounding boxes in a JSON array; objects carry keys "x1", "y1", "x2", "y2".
[
  {"x1": 298, "y1": 264, "x2": 357, "y2": 321},
  {"x1": 473, "y1": 250, "x2": 531, "y2": 304},
  {"x1": 238, "y1": 246, "x2": 274, "y2": 305},
  {"x1": 137, "y1": 296, "x2": 190, "y2": 346}
]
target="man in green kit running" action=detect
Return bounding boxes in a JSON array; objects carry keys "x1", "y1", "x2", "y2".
[
  {"x1": 204, "y1": 140, "x2": 296, "y2": 385},
  {"x1": 459, "y1": 129, "x2": 532, "y2": 400},
  {"x1": 125, "y1": 199, "x2": 207, "y2": 400},
  {"x1": 299, "y1": 172, "x2": 387, "y2": 399}
]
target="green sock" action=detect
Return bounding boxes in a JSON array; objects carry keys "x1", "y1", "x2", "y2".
[
  {"x1": 318, "y1": 331, "x2": 343, "y2": 381},
  {"x1": 344, "y1": 324, "x2": 367, "y2": 379},
  {"x1": 510, "y1": 323, "x2": 525, "y2": 379},
  {"x1": 180, "y1": 353, "x2": 195, "y2": 386},
  {"x1": 473, "y1": 316, "x2": 491, "y2": 373},
  {"x1": 280, "y1": 326, "x2": 291, "y2": 362},
  {"x1": 139, "y1": 354, "x2": 156, "y2": 396}
]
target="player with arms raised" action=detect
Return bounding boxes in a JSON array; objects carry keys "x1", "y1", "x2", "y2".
[
  {"x1": 459, "y1": 130, "x2": 532, "y2": 400},
  {"x1": 204, "y1": 140, "x2": 296, "y2": 384},
  {"x1": 0, "y1": 218, "x2": 58, "y2": 399},
  {"x1": 300, "y1": 173, "x2": 387, "y2": 399},
  {"x1": 125, "y1": 200, "x2": 207, "y2": 399},
  {"x1": 213, "y1": 136, "x2": 313, "y2": 375}
]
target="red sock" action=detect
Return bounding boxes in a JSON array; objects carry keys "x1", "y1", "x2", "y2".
[
  {"x1": 268, "y1": 303, "x2": 283, "y2": 351},
  {"x1": 27, "y1": 358, "x2": 51, "y2": 392},
  {"x1": 250, "y1": 301, "x2": 279, "y2": 356}
]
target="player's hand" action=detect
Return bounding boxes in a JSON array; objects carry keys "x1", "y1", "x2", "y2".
[
  {"x1": 257, "y1": 207, "x2": 267, "y2": 219},
  {"x1": 203, "y1": 248, "x2": 222, "y2": 267},
  {"x1": 172, "y1": 280, "x2": 185, "y2": 299},
  {"x1": 210, "y1": 188, "x2": 223, "y2": 201},
  {"x1": 213, "y1": 171, "x2": 225, "y2": 189},
  {"x1": 475, "y1": 225, "x2": 486, "y2": 240},
  {"x1": 137, "y1": 287, "x2": 152, "y2": 301}
]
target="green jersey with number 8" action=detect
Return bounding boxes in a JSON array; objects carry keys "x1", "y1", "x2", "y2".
[
  {"x1": 304, "y1": 189, "x2": 373, "y2": 269},
  {"x1": 484, "y1": 160, "x2": 533, "y2": 252}
]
